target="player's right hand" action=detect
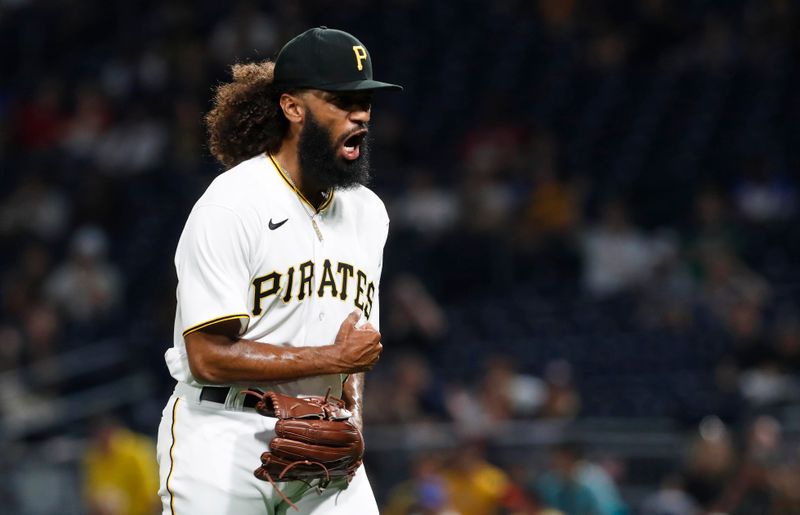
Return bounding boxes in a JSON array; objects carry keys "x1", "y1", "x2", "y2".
[{"x1": 332, "y1": 310, "x2": 382, "y2": 372}]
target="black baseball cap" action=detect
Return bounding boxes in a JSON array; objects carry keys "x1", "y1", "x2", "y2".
[{"x1": 273, "y1": 27, "x2": 402, "y2": 92}]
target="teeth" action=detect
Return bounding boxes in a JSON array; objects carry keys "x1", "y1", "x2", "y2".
[{"x1": 344, "y1": 145, "x2": 355, "y2": 151}]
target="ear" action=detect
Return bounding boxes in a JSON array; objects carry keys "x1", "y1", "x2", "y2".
[{"x1": 279, "y1": 93, "x2": 305, "y2": 124}]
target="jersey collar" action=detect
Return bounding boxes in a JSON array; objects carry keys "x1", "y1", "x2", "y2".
[{"x1": 267, "y1": 153, "x2": 335, "y2": 213}]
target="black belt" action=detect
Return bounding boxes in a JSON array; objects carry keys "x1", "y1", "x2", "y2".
[{"x1": 200, "y1": 386, "x2": 259, "y2": 408}]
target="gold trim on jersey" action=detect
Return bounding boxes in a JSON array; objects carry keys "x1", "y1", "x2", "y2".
[
  {"x1": 166, "y1": 397, "x2": 180, "y2": 515},
  {"x1": 267, "y1": 153, "x2": 335, "y2": 213},
  {"x1": 181, "y1": 314, "x2": 250, "y2": 337}
]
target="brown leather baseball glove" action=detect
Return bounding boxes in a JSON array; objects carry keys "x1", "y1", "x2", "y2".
[{"x1": 244, "y1": 389, "x2": 364, "y2": 507}]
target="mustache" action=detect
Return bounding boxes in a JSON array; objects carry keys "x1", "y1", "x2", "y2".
[{"x1": 336, "y1": 125, "x2": 369, "y2": 146}]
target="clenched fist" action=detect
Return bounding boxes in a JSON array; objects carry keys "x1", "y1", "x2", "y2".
[{"x1": 332, "y1": 310, "x2": 382, "y2": 372}]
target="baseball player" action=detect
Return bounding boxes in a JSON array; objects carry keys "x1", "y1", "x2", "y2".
[{"x1": 155, "y1": 27, "x2": 401, "y2": 514}]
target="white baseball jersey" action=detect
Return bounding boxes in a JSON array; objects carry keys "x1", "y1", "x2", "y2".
[{"x1": 165, "y1": 152, "x2": 389, "y2": 398}]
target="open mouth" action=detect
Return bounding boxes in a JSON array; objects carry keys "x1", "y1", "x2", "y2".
[{"x1": 341, "y1": 130, "x2": 367, "y2": 161}]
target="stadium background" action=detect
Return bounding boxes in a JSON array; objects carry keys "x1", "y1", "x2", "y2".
[{"x1": 1, "y1": 0, "x2": 799, "y2": 513}]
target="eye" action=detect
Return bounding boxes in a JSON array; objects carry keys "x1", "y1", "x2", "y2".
[{"x1": 329, "y1": 93, "x2": 372, "y2": 111}]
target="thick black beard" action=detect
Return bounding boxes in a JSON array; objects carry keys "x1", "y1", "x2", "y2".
[{"x1": 297, "y1": 112, "x2": 371, "y2": 192}]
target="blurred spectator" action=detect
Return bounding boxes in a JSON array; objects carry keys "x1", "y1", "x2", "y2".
[
  {"x1": 366, "y1": 352, "x2": 447, "y2": 425},
  {"x1": 0, "y1": 173, "x2": 70, "y2": 241},
  {"x1": 477, "y1": 359, "x2": 517, "y2": 425},
  {"x1": 1, "y1": 239, "x2": 53, "y2": 320},
  {"x1": 459, "y1": 119, "x2": 524, "y2": 235},
  {"x1": 441, "y1": 440, "x2": 511, "y2": 515},
  {"x1": 517, "y1": 149, "x2": 583, "y2": 250},
  {"x1": 512, "y1": 141, "x2": 583, "y2": 284},
  {"x1": 769, "y1": 461, "x2": 800, "y2": 513},
  {"x1": 503, "y1": 485, "x2": 565, "y2": 515},
  {"x1": 460, "y1": 172, "x2": 517, "y2": 235},
  {"x1": 737, "y1": 358, "x2": 799, "y2": 408},
  {"x1": 22, "y1": 303, "x2": 62, "y2": 385},
  {"x1": 733, "y1": 158, "x2": 797, "y2": 223},
  {"x1": 82, "y1": 417, "x2": 159, "y2": 515},
  {"x1": 460, "y1": 120, "x2": 524, "y2": 182},
  {"x1": 0, "y1": 322, "x2": 53, "y2": 426},
  {"x1": 682, "y1": 416, "x2": 737, "y2": 510},
  {"x1": 535, "y1": 442, "x2": 601, "y2": 515},
  {"x1": 581, "y1": 457, "x2": 628, "y2": 515},
  {"x1": 387, "y1": 274, "x2": 449, "y2": 363},
  {"x1": 480, "y1": 356, "x2": 546, "y2": 422},
  {"x1": 580, "y1": 199, "x2": 671, "y2": 297},
  {"x1": 639, "y1": 474, "x2": 699, "y2": 515},
  {"x1": 536, "y1": 441, "x2": 627, "y2": 515},
  {"x1": 383, "y1": 454, "x2": 462, "y2": 515},
  {"x1": 14, "y1": 240, "x2": 53, "y2": 290},
  {"x1": 45, "y1": 226, "x2": 123, "y2": 323},
  {"x1": 445, "y1": 356, "x2": 545, "y2": 436},
  {"x1": 715, "y1": 415, "x2": 782, "y2": 514},
  {"x1": 713, "y1": 299, "x2": 797, "y2": 409},
  {"x1": 698, "y1": 249, "x2": 770, "y2": 323},
  {"x1": 445, "y1": 386, "x2": 494, "y2": 438},
  {"x1": 538, "y1": 360, "x2": 580, "y2": 420},
  {"x1": 62, "y1": 86, "x2": 112, "y2": 160},
  {"x1": 687, "y1": 189, "x2": 741, "y2": 260},
  {"x1": 390, "y1": 171, "x2": 460, "y2": 239},
  {"x1": 94, "y1": 108, "x2": 168, "y2": 176},
  {"x1": 637, "y1": 239, "x2": 696, "y2": 332}
]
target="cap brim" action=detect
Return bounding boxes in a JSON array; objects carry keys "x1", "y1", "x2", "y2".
[{"x1": 320, "y1": 79, "x2": 403, "y2": 92}]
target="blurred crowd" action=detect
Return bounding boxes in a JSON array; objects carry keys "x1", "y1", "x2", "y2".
[
  {"x1": 2, "y1": 0, "x2": 800, "y2": 513},
  {"x1": 375, "y1": 414, "x2": 800, "y2": 515}
]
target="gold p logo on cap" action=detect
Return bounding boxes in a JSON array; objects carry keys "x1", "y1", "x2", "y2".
[{"x1": 352, "y1": 45, "x2": 367, "y2": 71}]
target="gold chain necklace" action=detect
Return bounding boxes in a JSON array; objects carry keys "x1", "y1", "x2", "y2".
[{"x1": 271, "y1": 155, "x2": 325, "y2": 242}]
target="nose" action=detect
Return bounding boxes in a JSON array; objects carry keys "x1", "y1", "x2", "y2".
[{"x1": 349, "y1": 106, "x2": 371, "y2": 125}]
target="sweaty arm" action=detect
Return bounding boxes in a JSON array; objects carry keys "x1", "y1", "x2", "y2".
[
  {"x1": 185, "y1": 312, "x2": 381, "y2": 385},
  {"x1": 342, "y1": 372, "x2": 365, "y2": 431}
]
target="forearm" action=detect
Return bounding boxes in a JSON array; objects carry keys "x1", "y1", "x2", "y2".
[
  {"x1": 342, "y1": 372, "x2": 364, "y2": 431},
  {"x1": 186, "y1": 332, "x2": 349, "y2": 385},
  {"x1": 185, "y1": 312, "x2": 381, "y2": 386}
]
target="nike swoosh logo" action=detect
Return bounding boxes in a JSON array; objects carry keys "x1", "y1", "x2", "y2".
[{"x1": 268, "y1": 218, "x2": 288, "y2": 230}]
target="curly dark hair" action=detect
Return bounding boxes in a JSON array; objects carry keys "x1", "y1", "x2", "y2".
[{"x1": 205, "y1": 60, "x2": 289, "y2": 168}]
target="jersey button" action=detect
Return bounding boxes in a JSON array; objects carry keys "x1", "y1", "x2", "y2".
[{"x1": 319, "y1": 312, "x2": 325, "y2": 321}]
